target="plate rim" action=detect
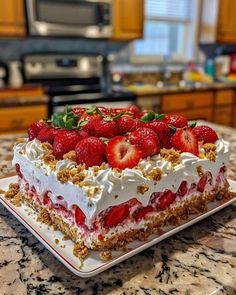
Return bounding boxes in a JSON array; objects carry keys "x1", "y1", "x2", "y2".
[{"x1": 0, "y1": 175, "x2": 235, "y2": 278}]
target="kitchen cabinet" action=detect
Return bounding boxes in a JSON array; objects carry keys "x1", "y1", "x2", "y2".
[
  {"x1": 136, "y1": 88, "x2": 236, "y2": 126},
  {"x1": 234, "y1": 107, "x2": 236, "y2": 127},
  {"x1": 217, "y1": 0, "x2": 236, "y2": 43},
  {"x1": 0, "y1": 105, "x2": 47, "y2": 134},
  {"x1": 213, "y1": 90, "x2": 234, "y2": 126},
  {"x1": 0, "y1": 86, "x2": 48, "y2": 134},
  {"x1": 161, "y1": 91, "x2": 214, "y2": 121},
  {"x1": 0, "y1": 0, "x2": 26, "y2": 37},
  {"x1": 112, "y1": 0, "x2": 144, "y2": 40},
  {"x1": 200, "y1": 0, "x2": 236, "y2": 43},
  {"x1": 161, "y1": 92, "x2": 213, "y2": 113}
]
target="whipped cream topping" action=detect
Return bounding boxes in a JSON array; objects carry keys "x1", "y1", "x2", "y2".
[
  {"x1": 12, "y1": 138, "x2": 230, "y2": 228},
  {"x1": 25, "y1": 139, "x2": 45, "y2": 161},
  {"x1": 56, "y1": 160, "x2": 77, "y2": 171}
]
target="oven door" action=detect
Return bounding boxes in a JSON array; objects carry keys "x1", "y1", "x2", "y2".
[{"x1": 26, "y1": 0, "x2": 112, "y2": 38}]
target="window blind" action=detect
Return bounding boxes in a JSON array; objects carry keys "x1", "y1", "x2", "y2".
[{"x1": 145, "y1": 0, "x2": 193, "y2": 22}]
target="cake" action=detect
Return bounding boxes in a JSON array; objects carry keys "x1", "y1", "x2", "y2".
[{"x1": 8, "y1": 105, "x2": 232, "y2": 259}]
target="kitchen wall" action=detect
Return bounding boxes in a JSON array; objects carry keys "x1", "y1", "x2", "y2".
[{"x1": 0, "y1": 37, "x2": 127, "y2": 62}]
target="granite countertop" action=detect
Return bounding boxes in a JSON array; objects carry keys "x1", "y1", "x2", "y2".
[{"x1": 0, "y1": 124, "x2": 236, "y2": 295}]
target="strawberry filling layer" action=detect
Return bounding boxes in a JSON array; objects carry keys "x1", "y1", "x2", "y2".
[{"x1": 17, "y1": 163, "x2": 228, "y2": 237}]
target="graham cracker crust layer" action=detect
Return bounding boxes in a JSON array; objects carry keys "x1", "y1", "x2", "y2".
[{"x1": 17, "y1": 182, "x2": 232, "y2": 251}]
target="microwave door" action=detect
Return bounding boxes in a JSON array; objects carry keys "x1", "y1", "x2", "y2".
[{"x1": 26, "y1": 0, "x2": 112, "y2": 38}]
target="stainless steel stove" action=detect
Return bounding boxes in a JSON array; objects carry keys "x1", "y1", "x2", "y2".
[{"x1": 22, "y1": 53, "x2": 136, "y2": 115}]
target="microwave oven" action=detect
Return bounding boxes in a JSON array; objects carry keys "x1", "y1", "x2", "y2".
[{"x1": 26, "y1": 0, "x2": 112, "y2": 38}]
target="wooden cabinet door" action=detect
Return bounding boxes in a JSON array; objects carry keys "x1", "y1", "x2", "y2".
[
  {"x1": 217, "y1": 0, "x2": 236, "y2": 43},
  {"x1": 0, "y1": 105, "x2": 47, "y2": 134},
  {"x1": 0, "y1": 0, "x2": 25, "y2": 37},
  {"x1": 112, "y1": 0, "x2": 144, "y2": 40},
  {"x1": 215, "y1": 90, "x2": 234, "y2": 105},
  {"x1": 214, "y1": 106, "x2": 233, "y2": 126},
  {"x1": 162, "y1": 92, "x2": 213, "y2": 112}
]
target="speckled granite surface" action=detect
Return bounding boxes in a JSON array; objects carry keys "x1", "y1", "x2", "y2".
[{"x1": 0, "y1": 123, "x2": 235, "y2": 295}]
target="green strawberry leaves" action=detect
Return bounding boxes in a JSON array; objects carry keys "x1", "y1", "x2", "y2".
[
  {"x1": 113, "y1": 112, "x2": 126, "y2": 122},
  {"x1": 51, "y1": 105, "x2": 80, "y2": 130},
  {"x1": 189, "y1": 121, "x2": 197, "y2": 128},
  {"x1": 86, "y1": 105, "x2": 103, "y2": 117},
  {"x1": 140, "y1": 112, "x2": 165, "y2": 122}
]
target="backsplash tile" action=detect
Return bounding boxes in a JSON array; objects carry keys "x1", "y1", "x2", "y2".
[{"x1": 0, "y1": 37, "x2": 127, "y2": 62}]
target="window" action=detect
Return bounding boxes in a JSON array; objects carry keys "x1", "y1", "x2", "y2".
[{"x1": 130, "y1": 0, "x2": 200, "y2": 63}]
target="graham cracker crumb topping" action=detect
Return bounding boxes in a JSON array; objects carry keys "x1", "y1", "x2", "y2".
[
  {"x1": 71, "y1": 173, "x2": 87, "y2": 185},
  {"x1": 57, "y1": 168, "x2": 70, "y2": 183},
  {"x1": 99, "y1": 251, "x2": 112, "y2": 261},
  {"x1": 148, "y1": 167, "x2": 162, "y2": 181},
  {"x1": 205, "y1": 151, "x2": 216, "y2": 162},
  {"x1": 5, "y1": 183, "x2": 20, "y2": 200},
  {"x1": 160, "y1": 148, "x2": 180, "y2": 166},
  {"x1": 43, "y1": 154, "x2": 56, "y2": 166},
  {"x1": 42, "y1": 142, "x2": 53, "y2": 152},
  {"x1": 63, "y1": 151, "x2": 76, "y2": 161},
  {"x1": 137, "y1": 184, "x2": 149, "y2": 194},
  {"x1": 85, "y1": 186, "x2": 101, "y2": 198},
  {"x1": 203, "y1": 143, "x2": 216, "y2": 153},
  {"x1": 16, "y1": 138, "x2": 25, "y2": 144},
  {"x1": 203, "y1": 143, "x2": 216, "y2": 162},
  {"x1": 199, "y1": 153, "x2": 205, "y2": 159},
  {"x1": 5, "y1": 183, "x2": 22, "y2": 207},
  {"x1": 73, "y1": 243, "x2": 89, "y2": 260},
  {"x1": 197, "y1": 166, "x2": 204, "y2": 176}
]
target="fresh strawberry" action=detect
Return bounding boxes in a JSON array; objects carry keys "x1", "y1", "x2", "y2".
[
  {"x1": 53, "y1": 130, "x2": 87, "y2": 160},
  {"x1": 157, "y1": 190, "x2": 176, "y2": 211},
  {"x1": 145, "y1": 121, "x2": 171, "y2": 148},
  {"x1": 129, "y1": 127, "x2": 160, "y2": 158},
  {"x1": 81, "y1": 114, "x2": 101, "y2": 136},
  {"x1": 54, "y1": 204, "x2": 71, "y2": 218},
  {"x1": 28, "y1": 121, "x2": 45, "y2": 141},
  {"x1": 197, "y1": 174, "x2": 207, "y2": 192},
  {"x1": 96, "y1": 119, "x2": 118, "y2": 138},
  {"x1": 75, "y1": 136, "x2": 106, "y2": 167},
  {"x1": 97, "y1": 106, "x2": 110, "y2": 115},
  {"x1": 150, "y1": 192, "x2": 161, "y2": 205},
  {"x1": 15, "y1": 163, "x2": 23, "y2": 178},
  {"x1": 73, "y1": 205, "x2": 86, "y2": 225},
  {"x1": 111, "y1": 107, "x2": 128, "y2": 116},
  {"x1": 72, "y1": 107, "x2": 86, "y2": 117},
  {"x1": 133, "y1": 206, "x2": 153, "y2": 221},
  {"x1": 137, "y1": 111, "x2": 149, "y2": 119},
  {"x1": 37, "y1": 127, "x2": 58, "y2": 144},
  {"x1": 128, "y1": 198, "x2": 141, "y2": 208},
  {"x1": 171, "y1": 127, "x2": 199, "y2": 156},
  {"x1": 193, "y1": 125, "x2": 218, "y2": 143},
  {"x1": 106, "y1": 136, "x2": 142, "y2": 169},
  {"x1": 164, "y1": 115, "x2": 188, "y2": 128},
  {"x1": 128, "y1": 105, "x2": 140, "y2": 118},
  {"x1": 117, "y1": 115, "x2": 141, "y2": 135},
  {"x1": 43, "y1": 192, "x2": 52, "y2": 207},
  {"x1": 177, "y1": 181, "x2": 188, "y2": 198},
  {"x1": 104, "y1": 203, "x2": 130, "y2": 227}
]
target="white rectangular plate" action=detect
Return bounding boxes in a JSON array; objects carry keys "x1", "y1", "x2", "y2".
[{"x1": 0, "y1": 176, "x2": 235, "y2": 278}]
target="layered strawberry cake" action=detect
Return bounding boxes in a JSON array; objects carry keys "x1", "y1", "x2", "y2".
[{"x1": 10, "y1": 105, "x2": 231, "y2": 256}]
